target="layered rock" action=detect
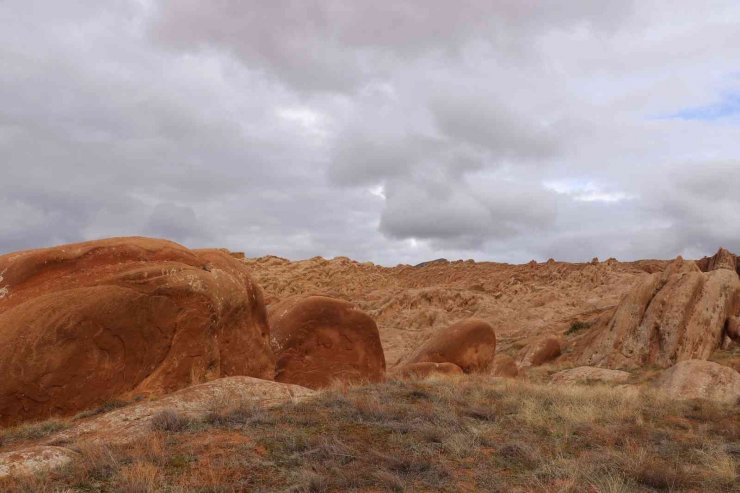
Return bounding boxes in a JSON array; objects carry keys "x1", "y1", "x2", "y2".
[
  {"x1": 696, "y1": 247, "x2": 738, "y2": 274},
  {"x1": 268, "y1": 295, "x2": 385, "y2": 389},
  {"x1": 653, "y1": 360, "x2": 740, "y2": 404},
  {"x1": 0, "y1": 237, "x2": 274, "y2": 425},
  {"x1": 517, "y1": 336, "x2": 561, "y2": 368},
  {"x1": 580, "y1": 251, "x2": 740, "y2": 369},
  {"x1": 404, "y1": 318, "x2": 496, "y2": 373},
  {"x1": 390, "y1": 362, "x2": 464, "y2": 379}
]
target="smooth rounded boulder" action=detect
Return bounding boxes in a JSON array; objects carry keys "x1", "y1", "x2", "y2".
[
  {"x1": 653, "y1": 360, "x2": 740, "y2": 404},
  {"x1": 405, "y1": 318, "x2": 497, "y2": 373},
  {"x1": 268, "y1": 295, "x2": 386, "y2": 389},
  {"x1": 0, "y1": 237, "x2": 274, "y2": 426}
]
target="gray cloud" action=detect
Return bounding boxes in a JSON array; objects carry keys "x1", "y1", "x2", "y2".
[{"x1": 1, "y1": 0, "x2": 739, "y2": 265}]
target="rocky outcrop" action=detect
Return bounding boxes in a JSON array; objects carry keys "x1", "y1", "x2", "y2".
[
  {"x1": 491, "y1": 354, "x2": 519, "y2": 377},
  {"x1": 390, "y1": 362, "x2": 464, "y2": 379},
  {"x1": 550, "y1": 366, "x2": 630, "y2": 385},
  {"x1": 653, "y1": 360, "x2": 740, "y2": 404},
  {"x1": 0, "y1": 376, "x2": 313, "y2": 478},
  {"x1": 727, "y1": 316, "x2": 740, "y2": 342},
  {"x1": 517, "y1": 336, "x2": 561, "y2": 368},
  {"x1": 579, "y1": 251, "x2": 740, "y2": 369},
  {"x1": 404, "y1": 319, "x2": 497, "y2": 373},
  {"x1": 0, "y1": 237, "x2": 275, "y2": 425},
  {"x1": 268, "y1": 295, "x2": 386, "y2": 389},
  {"x1": 696, "y1": 247, "x2": 738, "y2": 274}
]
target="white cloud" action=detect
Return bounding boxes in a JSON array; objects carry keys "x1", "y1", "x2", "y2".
[{"x1": 0, "y1": 0, "x2": 739, "y2": 264}]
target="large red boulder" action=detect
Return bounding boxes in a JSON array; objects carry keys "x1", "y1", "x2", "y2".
[
  {"x1": 0, "y1": 237, "x2": 274, "y2": 425},
  {"x1": 404, "y1": 318, "x2": 497, "y2": 373},
  {"x1": 268, "y1": 295, "x2": 386, "y2": 389}
]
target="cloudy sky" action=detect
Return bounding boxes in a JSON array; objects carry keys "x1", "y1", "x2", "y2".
[{"x1": 2, "y1": 1, "x2": 739, "y2": 265}]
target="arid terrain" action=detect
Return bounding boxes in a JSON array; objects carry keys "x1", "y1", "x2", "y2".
[{"x1": 0, "y1": 237, "x2": 738, "y2": 492}]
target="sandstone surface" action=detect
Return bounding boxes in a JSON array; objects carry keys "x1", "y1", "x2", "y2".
[
  {"x1": 0, "y1": 237, "x2": 274, "y2": 425},
  {"x1": 243, "y1": 254, "x2": 657, "y2": 365},
  {"x1": 405, "y1": 318, "x2": 496, "y2": 373},
  {"x1": 653, "y1": 360, "x2": 740, "y2": 404},
  {"x1": 268, "y1": 295, "x2": 385, "y2": 389},
  {"x1": 517, "y1": 336, "x2": 562, "y2": 368},
  {"x1": 579, "y1": 251, "x2": 740, "y2": 369}
]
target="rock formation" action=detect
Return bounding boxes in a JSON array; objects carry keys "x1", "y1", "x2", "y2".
[
  {"x1": 696, "y1": 247, "x2": 739, "y2": 274},
  {"x1": 268, "y1": 295, "x2": 386, "y2": 389},
  {"x1": 653, "y1": 360, "x2": 740, "y2": 404},
  {"x1": 550, "y1": 366, "x2": 630, "y2": 385},
  {"x1": 491, "y1": 354, "x2": 519, "y2": 377},
  {"x1": 579, "y1": 250, "x2": 740, "y2": 369},
  {"x1": 244, "y1": 253, "x2": 650, "y2": 365},
  {"x1": 0, "y1": 237, "x2": 274, "y2": 425},
  {"x1": 517, "y1": 336, "x2": 561, "y2": 368},
  {"x1": 404, "y1": 318, "x2": 496, "y2": 373},
  {"x1": 390, "y1": 362, "x2": 464, "y2": 379},
  {"x1": 726, "y1": 316, "x2": 740, "y2": 342}
]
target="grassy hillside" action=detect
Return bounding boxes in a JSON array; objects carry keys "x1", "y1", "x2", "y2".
[{"x1": 3, "y1": 376, "x2": 737, "y2": 492}]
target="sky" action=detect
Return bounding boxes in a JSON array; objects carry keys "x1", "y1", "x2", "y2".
[{"x1": 1, "y1": 1, "x2": 739, "y2": 265}]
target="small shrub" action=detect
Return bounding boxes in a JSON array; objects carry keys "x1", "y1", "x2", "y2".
[
  {"x1": 150, "y1": 409, "x2": 190, "y2": 432},
  {"x1": 74, "y1": 399, "x2": 128, "y2": 419},
  {"x1": 566, "y1": 320, "x2": 590, "y2": 335},
  {"x1": 0, "y1": 418, "x2": 68, "y2": 446}
]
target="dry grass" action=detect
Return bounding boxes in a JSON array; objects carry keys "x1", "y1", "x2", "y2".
[
  {"x1": 2, "y1": 376, "x2": 738, "y2": 492},
  {"x1": 0, "y1": 418, "x2": 69, "y2": 448}
]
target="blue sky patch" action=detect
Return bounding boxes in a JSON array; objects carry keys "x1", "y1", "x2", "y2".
[{"x1": 668, "y1": 93, "x2": 740, "y2": 121}]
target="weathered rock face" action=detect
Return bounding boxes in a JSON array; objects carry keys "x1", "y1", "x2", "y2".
[
  {"x1": 550, "y1": 366, "x2": 630, "y2": 385},
  {"x1": 579, "y1": 252, "x2": 740, "y2": 369},
  {"x1": 517, "y1": 336, "x2": 561, "y2": 368},
  {"x1": 727, "y1": 316, "x2": 740, "y2": 342},
  {"x1": 268, "y1": 295, "x2": 386, "y2": 389},
  {"x1": 404, "y1": 318, "x2": 497, "y2": 373},
  {"x1": 653, "y1": 360, "x2": 740, "y2": 404},
  {"x1": 491, "y1": 354, "x2": 519, "y2": 378},
  {"x1": 390, "y1": 362, "x2": 464, "y2": 380},
  {"x1": 0, "y1": 237, "x2": 275, "y2": 426},
  {"x1": 696, "y1": 247, "x2": 739, "y2": 274}
]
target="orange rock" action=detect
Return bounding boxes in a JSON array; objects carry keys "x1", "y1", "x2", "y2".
[
  {"x1": 580, "y1": 253, "x2": 740, "y2": 369},
  {"x1": 391, "y1": 362, "x2": 464, "y2": 379},
  {"x1": 268, "y1": 295, "x2": 385, "y2": 389},
  {"x1": 517, "y1": 336, "x2": 561, "y2": 368},
  {"x1": 727, "y1": 316, "x2": 740, "y2": 342},
  {"x1": 653, "y1": 360, "x2": 740, "y2": 404},
  {"x1": 492, "y1": 354, "x2": 518, "y2": 377},
  {"x1": 696, "y1": 247, "x2": 738, "y2": 273},
  {"x1": 405, "y1": 318, "x2": 496, "y2": 373},
  {"x1": 0, "y1": 237, "x2": 274, "y2": 426}
]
